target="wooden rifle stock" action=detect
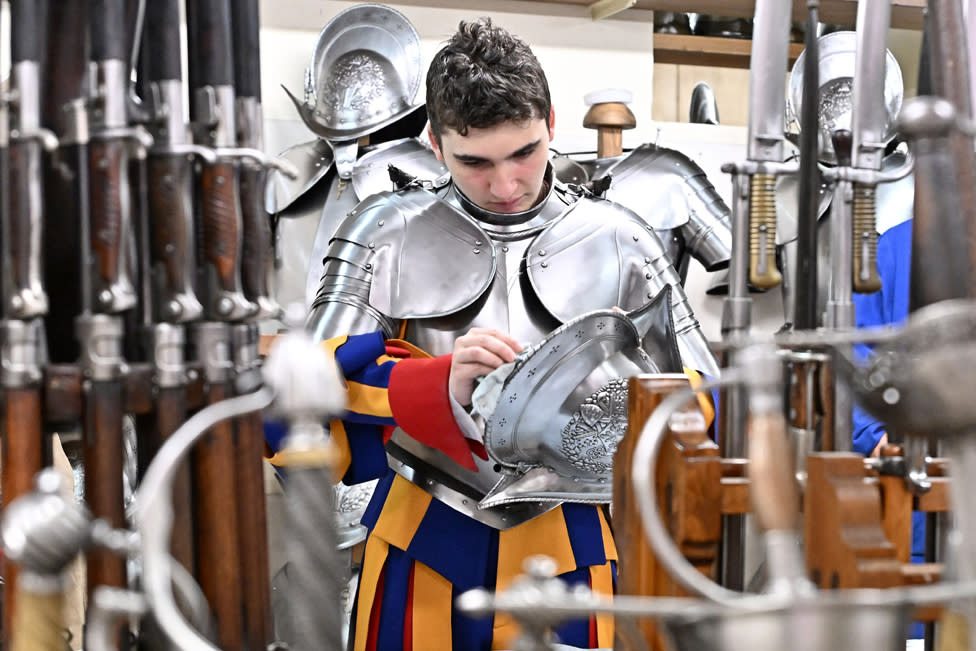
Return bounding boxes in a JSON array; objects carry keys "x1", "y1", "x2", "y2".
[
  {"x1": 193, "y1": 379, "x2": 245, "y2": 651},
  {"x1": 82, "y1": 377, "x2": 128, "y2": 643},
  {"x1": 135, "y1": 385, "x2": 196, "y2": 575},
  {"x1": 236, "y1": 408, "x2": 274, "y2": 649},
  {"x1": 1, "y1": 385, "x2": 45, "y2": 645}
]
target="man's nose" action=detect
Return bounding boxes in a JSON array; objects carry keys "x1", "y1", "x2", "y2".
[{"x1": 489, "y1": 167, "x2": 518, "y2": 198}]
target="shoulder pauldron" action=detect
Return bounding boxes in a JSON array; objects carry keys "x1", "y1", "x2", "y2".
[
  {"x1": 328, "y1": 187, "x2": 496, "y2": 318},
  {"x1": 526, "y1": 197, "x2": 677, "y2": 323}
]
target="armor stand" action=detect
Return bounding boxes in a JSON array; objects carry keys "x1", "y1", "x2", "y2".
[
  {"x1": 614, "y1": 374, "x2": 720, "y2": 650},
  {"x1": 582, "y1": 92, "x2": 636, "y2": 159}
]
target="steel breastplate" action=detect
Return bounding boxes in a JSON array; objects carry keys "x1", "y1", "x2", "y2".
[{"x1": 387, "y1": 180, "x2": 576, "y2": 528}]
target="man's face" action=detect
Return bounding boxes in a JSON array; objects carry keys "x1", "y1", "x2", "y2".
[{"x1": 429, "y1": 108, "x2": 555, "y2": 214}]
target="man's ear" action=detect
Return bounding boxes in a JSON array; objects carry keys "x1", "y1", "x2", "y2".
[
  {"x1": 548, "y1": 105, "x2": 556, "y2": 140},
  {"x1": 427, "y1": 124, "x2": 444, "y2": 162}
]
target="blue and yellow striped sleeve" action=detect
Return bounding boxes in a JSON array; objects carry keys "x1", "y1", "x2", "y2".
[{"x1": 267, "y1": 332, "x2": 405, "y2": 483}]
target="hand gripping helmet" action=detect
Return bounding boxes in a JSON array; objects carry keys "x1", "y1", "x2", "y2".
[
  {"x1": 284, "y1": 4, "x2": 424, "y2": 142},
  {"x1": 787, "y1": 30, "x2": 904, "y2": 164}
]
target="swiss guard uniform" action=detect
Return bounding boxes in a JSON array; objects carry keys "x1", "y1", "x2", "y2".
[
  {"x1": 269, "y1": 6, "x2": 718, "y2": 650},
  {"x1": 298, "y1": 153, "x2": 718, "y2": 650}
]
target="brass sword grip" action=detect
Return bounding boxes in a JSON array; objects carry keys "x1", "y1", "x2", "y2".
[
  {"x1": 852, "y1": 183, "x2": 882, "y2": 293},
  {"x1": 748, "y1": 173, "x2": 783, "y2": 289}
]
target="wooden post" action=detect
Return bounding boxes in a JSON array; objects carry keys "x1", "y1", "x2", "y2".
[
  {"x1": 804, "y1": 453, "x2": 903, "y2": 589},
  {"x1": 583, "y1": 100, "x2": 636, "y2": 159},
  {"x1": 614, "y1": 374, "x2": 720, "y2": 650}
]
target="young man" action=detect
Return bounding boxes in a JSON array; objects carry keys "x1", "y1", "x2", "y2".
[{"x1": 302, "y1": 18, "x2": 714, "y2": 650}]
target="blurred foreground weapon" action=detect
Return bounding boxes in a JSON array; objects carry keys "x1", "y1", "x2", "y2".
[
  {"x1": 140, "y1": 0, "x2": 212, "y2": 588},
  {"x1": 2, "y1": 0, "x2": 56, "y2": 642},
  {"x1": 229, "y1": 0, "x2": 291, "y2": 647},
  {"x1": 186, "y1": 0, "x2": 248, "y2": 645},
  {"x1": 81, "y1": 1, "x2": 152, "y2": 645},
  {"x1": 718, "y1": 0, "x2": 796, "y2": 591}
]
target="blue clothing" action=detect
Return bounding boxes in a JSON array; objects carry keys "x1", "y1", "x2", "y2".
[
  {"x1": 852, "y1": 219, "x2": 913, "y2": 454},
  {"x1": 851, "y1": 219, "x2": 924, "y2": 638}
]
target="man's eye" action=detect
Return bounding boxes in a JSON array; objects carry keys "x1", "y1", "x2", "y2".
[
  {"x1": 514, "y1": 149, "x2": 534, "y2": 159},
  {"x1": 462, "y1": 160, "x2": 487, "y2": 167}
]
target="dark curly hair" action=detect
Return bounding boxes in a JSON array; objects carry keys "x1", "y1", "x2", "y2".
[{"x1": 426, "y1": 18, "x2": 552, "y2": 142}]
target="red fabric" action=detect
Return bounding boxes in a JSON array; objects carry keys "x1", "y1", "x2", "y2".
[
  {"x1": 385, "y1": 344, "x2": 412, "y2": 359},
  {"x1": 388, "y1": 355, "x2": 479, "y2": 471},
  {"x1": 365, "y1": 567, "x2": 385, "y2": 651},
  {"x1": 403, "y1": 565, "x2": 415, "y2": 651},
  {"x1": 588, "y1": 572, "x2": 598, "y2": 647}
]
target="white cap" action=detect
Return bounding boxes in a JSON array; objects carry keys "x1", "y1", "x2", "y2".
[{"x1": 583, "y1": 88, "x2": 633, "y2": 106}]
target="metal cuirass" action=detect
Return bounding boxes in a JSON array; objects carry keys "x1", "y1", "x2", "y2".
[{"x1": 306, "y1": 167, "x2": 708, "y2": 528}]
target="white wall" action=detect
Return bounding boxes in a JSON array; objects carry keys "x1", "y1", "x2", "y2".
[
  {"x1": 257, "y1": 1, "x2": 792, "y2": 339},
  {"x1": 258, "y1": 1, "x2": 657, "y2": 157}
]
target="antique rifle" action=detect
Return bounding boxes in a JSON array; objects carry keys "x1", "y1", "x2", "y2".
[
  {"x1": 81, "y1": 0, "x2": 152, "y2": 645},
  {"x1": 186, "y1": 0, "x2": 253, "y2": 647},
  {"x1": 718, "y1": 0, "x2": 795, "y2": 590},
  {"x1": 2, "y1": 1, "x2": 56, "y2": 643},
  {"x1": 231, "y1": 0, "x2": 277, "y2": 647},
  {"x1": 139, "y1": 0, "x2": 213, "y2": 585}
]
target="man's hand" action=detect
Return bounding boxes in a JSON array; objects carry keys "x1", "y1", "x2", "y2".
[{"x1": 449, "y1": 327, "x2": 523, "y2": 406}]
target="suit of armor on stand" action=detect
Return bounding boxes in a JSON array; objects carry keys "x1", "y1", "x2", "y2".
[{"x1": 551, "y1": 89, "x2": 735, "y2": 289}]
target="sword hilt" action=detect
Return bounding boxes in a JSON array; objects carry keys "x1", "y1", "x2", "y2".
[
  {"x1": 748, "y1": 173, "x2": 782, "y2": 289},
  {"x1": 852, "y1": 184, "x2": 882, "y2": 293}
]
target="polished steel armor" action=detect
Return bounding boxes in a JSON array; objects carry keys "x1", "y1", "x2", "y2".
[
  {"x1": 787, "y1": 31, "x2": 903, "y2": 165},
  {"x1": 553, "y1": 144, "x2": 733, "y2": 283},
  {"x1": 480, "y1": 290, "x2": 681, "y2": 507},
  {"x1": 284, "y1": 4, "x2": 424, "y2": 142},
  {"x1": 306, "y1": 165, "x2": 717, "y2": 527},
  {"x1": 265, "y1": 138, "x2": 335, "y2": 214},
  {"x1": 351, "y1": 138, "x2": 449, "y2": 200}
]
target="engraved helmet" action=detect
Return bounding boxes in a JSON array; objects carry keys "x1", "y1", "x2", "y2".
[
  {"x1": 787, "y1": 30, "x2": 903, "y2": 164},
  {"x1": 284, "y1": 4, "x2": 424, "y2": 142},
  {"x1": 334, "y1": 479, "x2": 378, "y2": 550},
  {"x1": 478, "y1": 287, "x2": 683, "y2": 507}
]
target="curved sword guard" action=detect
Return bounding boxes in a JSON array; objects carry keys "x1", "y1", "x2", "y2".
[
  {"x1": 154, "y1": 142, "x2": 219, "y2": 165},
  {"x1": 11, "y1": 126, "x2": 59, "y2": 151},
  {"x1": 92, "y1": 125, "x2": 155, "y2": 159},
  {"x1": 823, "y1": 150, "x2": 915, "y2": 185},
  {"x1": 214, "y1": 146, "x2": 300, "y2": 179}
]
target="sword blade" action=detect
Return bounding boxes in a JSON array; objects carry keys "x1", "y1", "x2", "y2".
[
  {"x1": 746, "y1": 0, "x2": 793, "y2": 163},
  {"x1": 851, "y1": 0, "x2": 894, "y2": 171}
]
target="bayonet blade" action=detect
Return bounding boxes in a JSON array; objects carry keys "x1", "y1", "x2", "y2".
[
  {"x1": 851, "y1": 0, "x2": 893, "y2": 172},
  {"x1": 746, "y1": 0, "x2": 793, "y2": 163}
]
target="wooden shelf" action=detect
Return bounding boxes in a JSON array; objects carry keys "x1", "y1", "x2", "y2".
[
  {"x1": 654, "y1": 33, "x2": 805, "y2": 69},
  {"x1": 643, "y1": 0, "x2": 925, "y2": 30}
]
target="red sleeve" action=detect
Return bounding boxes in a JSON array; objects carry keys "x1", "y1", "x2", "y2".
[{"x1": 387, "y1": 354, "x2": 481, "y2": 471}]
